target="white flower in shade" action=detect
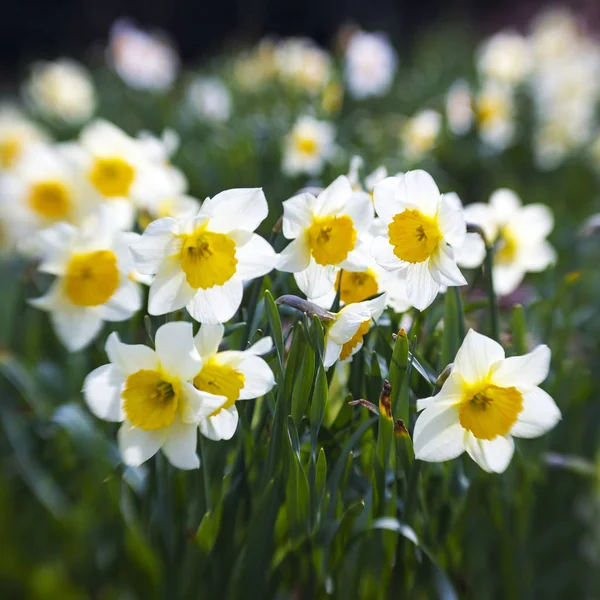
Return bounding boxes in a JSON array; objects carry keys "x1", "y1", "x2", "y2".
[
  {"x1": 475, "y1": 82, "x2": 515, "y2": 151},
  {"x1": 446, "y1": 80, "x2": 473, "y2": 136},
  {"x1": 347, "y1": 156, "x2": 388, "y2": 195},
  {"x1": 276, "y1": 38, "x2": 331, "y2": 93},
  {"x1": 323, "y1": 294, "x2": 386, "y2": 368},
  {"x1": 529, "y1": 8, "x2": 580, "y2": 65},
  {"x1": 29, "y1": 209, "x2": 142, "y2": 351},
  {"x1": 282, "y1": 116, "x2": 335, "y2": 177},
  {"x1": 477, "y1": 31, "x2": 532, "y2": 86},
  {"x1": 413, "y1": 329, "x2": 561, "y2": 473},
  {"x1": 131, "y1": 188, "x2": 276, "y2": 324},
  {"x1": 402, "y1": 110, "x2": 442, "y2": 162},
  {"x1": 186, "y1": 77, "x2": 232, "y2": 123},
  {"x1": 82, "y1": 321, "x2": 226, "y2": 469},
  {"x1": 344, "y1": 31, "x2": 397, "y2": 99},
  {"x1": 371, "y1": 170, "x2": 467, "y2": 311},
  {"x1": 444, "y1": 192, "x2": 486, "y2": 270},
  {"x1": 0, "y1": 107, "x2": 49, "y2": 172},
  {"x1": 193, "y1": 325, "x2": 275, "y2": 441},
  {"x1": 278, "y1": 175, "x2": 374, "y2": 306},
  {"x1": 25, "y1": 59, "x2": 96, "y2": 125},
  {"x1": 462, "y1": 189, "x2": 556, "y2": 296},
  {"x1": 108, "y1": 19, "x2": 179, "y2": 92}
]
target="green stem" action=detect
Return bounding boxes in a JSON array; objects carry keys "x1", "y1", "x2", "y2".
[{"x1": 199, "y1": 436, "x2": 212, "y2": 513}]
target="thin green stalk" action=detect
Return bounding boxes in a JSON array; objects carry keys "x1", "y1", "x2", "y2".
[{"x1": 199, "y1": 435, "x2": 212, "y2": 513}]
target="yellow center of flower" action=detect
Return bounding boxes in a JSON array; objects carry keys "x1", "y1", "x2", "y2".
[
  {"x1": 340, "y1": 320, "x2": 371, "y2": 361},
  {"x1": 179, "y1": 226, "x2": 237, "y2": 289},
  {"x1": 64, "y1": 250, "x2": 120, "y2": 306},
  {"x1": 307, "y1": 215, "x2": 356, "y2": 266},
  {"x1": 495, "y1": 227, "x2": 518, "y2": 265},
  {"x1": 477, "y1": 95, "x2": 509, "y2": 127},
  {"x1": 294, "y1": 134, "x2": 319, "y2": 156},
  {"x1": 335, "y1": 269, "x2": 379, "y2": 305},
  {"x1": 193, "y1": 360, "x2": 245, "y2": 416},
  {"x1": 122, "y1": 369, "x2": 180, "y2": 430},
  {"x1": 0, "y1": 137, "x2": 21, "y2": 168},
  {"x1": 389, "y1": 209, "x2": 442, "y2": 263},
  {"x1": 28, "y1": 180, "x2": 72, "y2": 219},
  {"x1": 89, "y1": 157, "x2": 135, "y2": 197},
  {"x1": 458, "y1": 382, "x2": 523, "y2": 440}
]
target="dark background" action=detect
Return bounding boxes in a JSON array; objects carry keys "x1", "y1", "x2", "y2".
[{"x1": 1, "y1": 0, "x2": 600, "y2": 81}]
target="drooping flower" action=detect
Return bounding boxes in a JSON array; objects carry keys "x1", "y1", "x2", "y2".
[
  {"x1": 83, "y1": 321, "x2": 226, "y2": 469},
  {"x1": 29, "y1": 209, "x2": 142, "y2": 351},
  {"x1": 371, "y1": 170, "x2": 467, "y2": 311},
  {"x1": 278, "y1": 175, "x2": 374, "y2": 306},
  {"x1": 282, "y1": 115, "x2": 335, "y2": 177},
  {"x1": 25, "y1": 59, "x2": 96, "y2": 125},
  {"x1": 193, "y1": 325, "x2": 275, "y2": 440},
  {"x1": 413, "y1": 329, "x2": 561, "y2": 473},
  {"x1": 0, "y1": 107, "x2": 49, "y2": 172},
  {"x1": 131, "y1": 188, "x2": 276, "y2": 324},
  {"x1": 344, "y1": 31, "x2": 397, "y2": 99},
  {"x1": 477, "y1": 30, "x2": 532, "y2": 86}
]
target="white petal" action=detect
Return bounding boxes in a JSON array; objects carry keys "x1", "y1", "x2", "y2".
[
  {"x1": 323, "y1": 338, "x2": 342, "y2": 368},
  {"x1": 162, "y1": 420, "x2": 200, "y2": 469},
  {"x1": 510, "y1": 387, "x2": 561, "y2": 438},
  {"x1": 155, "y1": 321, "x2": 203, "y2": 381},
  {"x1": 52, "y1": 309, "x2": 104, "y2": 352},
  {"x1": 131, "y1": 217, "x2": 179, "y2": 274},
  {"x1": 237, "y1": 355, "x2": 276, "y2": 399},
  {"x1": 489, "y1": 188, "x2": 521, "y2": 225},
  {"x1": 383, "y1": 273, "x2": 411, "y2": 313},
  {"x1": 202, "y1": 188, "x2": 267, "y2": 233},
  {"x1": 105, "y1": 332, "x2": 159, "y2": 376},
  {"x1": 186, "y1": 278, "x2": 243, "y2": 324},
  {"x1": 493, "y1": 264, "x2": 524, "y2": 296},
  {"x1": 199, "y1": 405, "x2": 239, "y2": 441},
  {"x1": 516, "y1": 204, "x2": 554, "y2": 240},
  {"x1": 371, "y1": 236, "x2": 402, "y2": 271},
  {"x1": 373, "y1": 176, "x2": 403, "y2": 224},
  {"x1": 465, "y1": 433, "x2": 515, "y2": 473},
  {"x1": 398, "y1": 170, "x2": 440, "y2": 218},
  {"x1": 246, "y1": 336, "x2": 273, "y2": 356},
  {"x1": 489, "y1": 345, "x2": 550, "y2": 390},
  {"x1": 278, "y1": 237, "x2": 311, "y2": 273},
  {"x1": 429, "y1": 244, "x2": 467, "y2": 287},
  {"x1": 438, "y1": 194, "x2": 467, "y2": 247},
  {"x1": 235, "y1": 233, "x2": 276, "y2": 281},
  {"x1": 454, "y1": 233, "x2": 486, "y2": 269},
  {"x1": 118, "y1": 424, "x2": 164, "y2": 467},
  {"x1": 517, "y1": 240, "x2": 556, "y2": 272},
  {"x1": 82, "y1": 364, "x2": 125, "y2": 422},
  {"x1": 294, "y1": 260, "x2": 338, "y2": 301},
  {"x1": 405, "y1": 261, "x2": 440, "y2": 311},
  {"x1": 344, "y1": 191, "x2": 374, "y2": 233},
  {"x1": 100, "y1": 279, "x2": 142, "y2": 321},
  {"x1": 282, "y1": 192, "x2": 314, "y2": 238},
  {"x1": 314, "y1": 175, "x2": 353, "y2": 217},
  {"x1": 413, "y1": 405, "x2": 466, "y2": 463},
  {"x1": 416, "y1": 372, "x2": 466, "y2": 410},
  {"x1": 328, "y1": 303, "x2": 372, "y2": 344},
  {"x1": 194, "y1": 324, "x2": 225, "y2": 360},
  {"x1": 180, "y1": 382, "x2": 227, "y2": 422},
  {"x1": 453, "y1": 329, "x2": 505, "y2": 385},
  {"x1": 340, "y1": 237, "x2": 371, "y2": 272},
  {"x1": 148, "y1": 257, "x2": 196, "y2": 316}
]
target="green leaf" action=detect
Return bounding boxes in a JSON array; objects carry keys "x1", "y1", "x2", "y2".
[
  {"x1": 511, "y1": 304, "x2": 527, "y2": 356},
  {"x1": 264, "y1": 290, "x2": 284, "y2": 378}
]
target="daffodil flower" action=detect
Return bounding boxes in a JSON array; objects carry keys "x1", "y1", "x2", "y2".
[
  {"x1": 193, "y1": 325, "x2": 275, "y2": 441},
  {"x1": 278, "y1": 175, "x2": 374, "y2": 306},
  {"x1": 413, "y1": 329, "x2": 561, "y2": 473},
  {"x1": 0, "y1": 107, "x2": 49, "y2": 172},
  {"x1": 281, "y1": 115, "x2": 335, "y2": 176},
  {"x1": 83, "y1": 321, "x2": 225, "y2": 469},
  {"x1": 371, "y1": 170, "x2": 467, "y2": 311},
  {"x1": 131, "y1": 187, "x2": 276, "y2": 324},
  {"x1": 29, "y1": 210, "x2": 142, "y2": 351}
]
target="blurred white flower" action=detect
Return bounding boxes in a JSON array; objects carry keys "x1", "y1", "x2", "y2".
[
  {"x1": 83, "y1": 322, "x2": 226, "y2": 469},
  {"x1": 186, "y1": 76, "x2": 232, "y2": 123},
  {"x1": 278, "y1": 175, "x2": 374, "y2": 306},
  {"x1": 131, "y1": 188, "x2": 276, "y2": 324},
  {"x1": 344, "y1": 31, "x2": 397, "y2": 99},
  {"x1": 402, "y1": 110, "x2": 442, "y2": 162},
  {"x1": 276, "y1": 38, "x2": 331, "y2": 93},
  {"x1": 413, "y1": 329, "x2": 560, "y2": 473},
  {"x1": 529, "y1": 8, "x2": 581, "y2": 65},
  {"x1": 477, "y1": 30, "x2": 532, "y2": 86},
  {"x1": 108, "y1": 19, "x2": 179, "y2": 91},
  {"x1": 0, "y1": 107, "x2": 49, "y2": 172},
  {"x1": 29, "y1": 209, "x2": 142, "y2": 351},
  {"x1": 446, "y1": 80, "x2": 473, "y2": 136},
  {"x1": 371, "y1": 170, "x2": 467, "y2": 311},
  {"x1": 25, "y1": 59, "x2": 96, "y2": 125},
  {"x1": 475, "y1": 82, "x2": 515, "y2": 151},
  {"x1": 194, "y1": 325, "x2": 275, "y2": 441},
  {"x1": 282, "y1": 115, "x2": 335, "y2": 176}
]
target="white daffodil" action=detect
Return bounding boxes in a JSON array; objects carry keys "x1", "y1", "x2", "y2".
[
  {"x1": 446, "y1": 80, "x2": 473, "y2": 136},
  {"x1": 475, "y1": 82, "x2": 515, "y2": 151},
  {"x1": 83, "y1": 322, "x2": 226, "y2": 469},
  {"x1": 371, "y1": 170, "x2": 467, "y2": 311},
  {"x1": 25, "y1": 59, "x2": 96, "y2": 125},
  {"x1": 29, "y1": 209, "x2": 142, "y2": 351},
  {"x1": 477, "y1": 31, "x2": 532, "y2": 86},
  {"x1": 323, "y1": 294, "x2": 386, "y2": 368},
  {"x1": 275, "y1": 38, "x2": 331, "y2": 94},
  {"x1": 186, "y1": 77, "x2": 232, "y2": 123},
  {"x1": 462, "y1": 189, "x2": 556, "y2": 296},
  {"x1": 282, "y1": 115, "x2": 335, "y2": 177},
  {"x1": 108, "y1": 19, "x2": 180, "y2": 92},
  {"x1": 444, "y1": 192, "x2": 486, "y2": 270},
  {"x1": 131, "y1": 188, "x2": 276, "y2": 324},
  {"x1": 0, "y1": 107, "x2": 49, "y2": 172},
  {"x1": 278, "y1": 175, "x2": 374, "y2": 306},
  {"x1": 413, "y1": 329, "x2": 561, "y2": 473},
  {"x1": 402, "y1": 110, "x2": 442, "y2": 162},
  {"x1": 193, "y1": 325, "x2": 275, "y2": 441},
  {"x1": 344, "y1": 31, "x2": 397, "y2": 99}
]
